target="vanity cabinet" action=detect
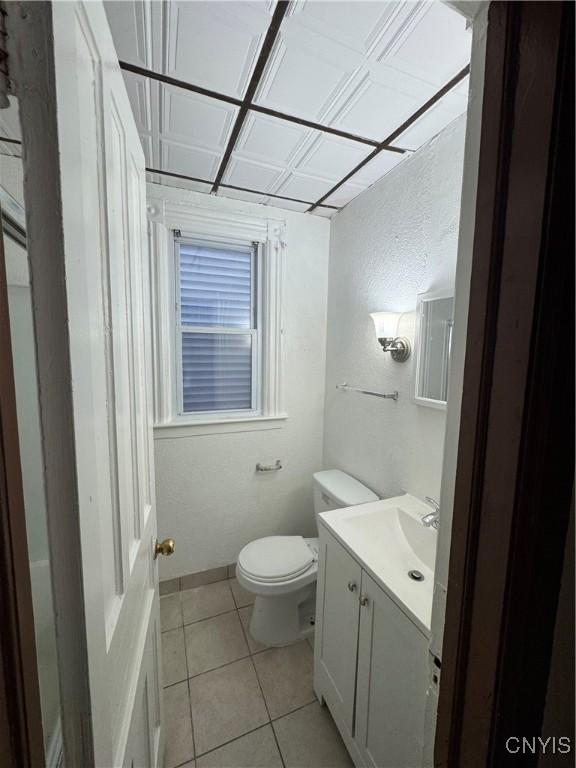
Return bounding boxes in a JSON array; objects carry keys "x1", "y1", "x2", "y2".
[
  {"x1": 314, "y1": 525, "x2": 429, "y2": 768},
  {"x1": 314, "y1": 525, "x2": 362, "y2": 734}
]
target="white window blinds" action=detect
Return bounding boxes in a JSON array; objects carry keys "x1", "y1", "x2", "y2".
[{"x1": 176, "y1": 240, "x2": 258, "y2": 414}]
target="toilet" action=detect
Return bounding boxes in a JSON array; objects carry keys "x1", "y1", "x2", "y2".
[{"x1": 236, "y1": 469, "x2": 378, "y2": 646}]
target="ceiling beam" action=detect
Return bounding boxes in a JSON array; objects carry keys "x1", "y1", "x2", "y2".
[
  {"x1": 146, "y1": 166, "x2": 340, "y2": 210},
  {"x1": 307, "y1": 65, "x2": 471, "y2": 212},
  {"x1": 118, "y1": 60, "x2": 407, "y2": 152},
  {"x1": 211, "y1": 1, "x2": 290, "y2": 193}
]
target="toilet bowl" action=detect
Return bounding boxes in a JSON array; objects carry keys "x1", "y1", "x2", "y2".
[{"x1": 236, "y1": 470, "x2": 378, "y2": 646}]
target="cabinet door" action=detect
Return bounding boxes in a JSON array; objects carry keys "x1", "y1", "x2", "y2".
[
  {"x1": 356, "y1": 572, "x2": 428, "y2": 768},
  {"x1": 314, "y1": 526, "x2": 362, "y2": 735}
]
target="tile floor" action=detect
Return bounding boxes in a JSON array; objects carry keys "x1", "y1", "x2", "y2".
[{"x1": 161, "y1": 577, "x2": 353, "y2": 768}]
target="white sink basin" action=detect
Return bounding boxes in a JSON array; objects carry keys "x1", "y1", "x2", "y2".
[{"x1": 319, "y1": 494, "x2": 438, "y2": 634}]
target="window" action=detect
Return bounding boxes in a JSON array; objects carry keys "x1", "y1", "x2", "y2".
[
  {"x1": 175, "y1": 237, "x2": 261, "y2": 417},
  {"x1": 148, "y1": 195, "x2": 285, "y2": 435}
]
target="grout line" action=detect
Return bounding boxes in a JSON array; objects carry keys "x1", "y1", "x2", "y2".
[
  {"x1": 170, "y1": 607, "x2": 319, "y2": 764},
  {"x1": 162, "y1": 624, "x2": 312, "y2": 691},
  {"x1": 188, "y1": 652, "x2": 254, "y2": 685},
  {"x1": 270, "y1": 697, "x2": 318, "y2": 723},
  {"x1": 188, "y1": 608, "x2": 272, "y2": 761},
  {"x1": 237, "y1": 614, "x2": 288, "y2": 768},
  {"x1": 193, "y1": 722, "x2": 274, "y2": 760},
  {"x1": 186, "y1": 677, "x2": 197, "y2": 763},
  {"x1": 183, "y1": 606, "x2": 236, "y2": 626},
  {"x1": 181, "y1": 606, "x2": 238, "y2": 630},
  {"x1": 170, "y1": 759, "x2": 195, "y2": 768}
]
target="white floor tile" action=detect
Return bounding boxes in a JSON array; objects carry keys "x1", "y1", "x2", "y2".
[
  {"x1": 185, "y1": 611, "x2": 249, "y2": 677},
  {"x1": 189, "y1": 658, "x2": 269, "y2": 755}
]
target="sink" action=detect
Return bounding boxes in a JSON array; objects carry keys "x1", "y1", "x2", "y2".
[
  {"x1": 319, "y1": 494, "x2": 438, "y2": 634},
  {"x1": 345, "y1": 505, "x2": 436, "y2": 572}
]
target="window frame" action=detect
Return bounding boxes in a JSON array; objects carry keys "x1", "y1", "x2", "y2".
[
  {"x1": 173, "y1": 234, "x2": 263, "y2": 422},
  {"x1": 147, "y1": 190, "x2": 287, "y2": 437}
]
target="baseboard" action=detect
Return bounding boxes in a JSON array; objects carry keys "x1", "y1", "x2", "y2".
[{"x1": 159, "y1": 563, "x2": 236, "y2": 595}]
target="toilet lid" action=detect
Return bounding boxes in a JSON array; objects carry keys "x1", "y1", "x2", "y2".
[{"x1": 238, "y1": 536, "x2": 315, "y2": 582}]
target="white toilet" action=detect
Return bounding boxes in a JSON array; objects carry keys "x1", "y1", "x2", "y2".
[{"x1": 236, "y1": 469, "x2": 378, "y2": 646}]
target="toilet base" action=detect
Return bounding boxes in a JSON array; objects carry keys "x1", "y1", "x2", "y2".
[{"x1": 249, "y1": 582, "x2": 316, "y2": 646}]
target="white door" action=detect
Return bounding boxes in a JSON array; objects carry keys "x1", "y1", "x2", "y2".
[
  {"x1": 314, "y1": 526, "x2": 362, "y2": 736},
  {"x1": 8, "y1": 2, "x2": 164, "y2": 765},
  {"x1": 355, "y1": 572, "x2": 428, "y2": 768}
]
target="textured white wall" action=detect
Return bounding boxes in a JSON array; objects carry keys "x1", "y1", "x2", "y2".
[
  {"x1": 155, "y1": 193, "x2": 330, "y2": 579},
  {"x1": 323, "y1": 116, "x2": 466, "y2": 502}
]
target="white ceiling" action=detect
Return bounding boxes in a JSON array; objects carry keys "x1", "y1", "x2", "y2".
[{"x1": 113, "y1": 3, "x2": 472, "y2": 215}]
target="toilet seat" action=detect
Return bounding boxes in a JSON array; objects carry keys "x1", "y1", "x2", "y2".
[{"x1": 238, "y1": 536, "x2": 315, "y2": 583}]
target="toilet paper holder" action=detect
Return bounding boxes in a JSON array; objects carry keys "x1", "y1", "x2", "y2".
[{"x1": 256, "y1": 459, "x2": 283, "y2": 473}]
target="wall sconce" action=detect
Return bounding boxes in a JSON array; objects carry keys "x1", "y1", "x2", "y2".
[{"x1": 370, "y1": 311, "x2": 411, "y2": 362}]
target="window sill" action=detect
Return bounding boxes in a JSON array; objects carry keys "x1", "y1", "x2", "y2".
[{"x1": 153, "y1": 414, "x2": 288, "y2": 439}]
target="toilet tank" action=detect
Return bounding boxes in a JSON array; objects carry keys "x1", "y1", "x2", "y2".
[{"x1": 313, "y1": 470, "x2": 378, "y2": 518}]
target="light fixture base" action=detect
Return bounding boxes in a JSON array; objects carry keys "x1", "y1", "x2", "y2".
[
  {"x1": 391, "y1": 336, "x2": 411, "y2": 362},
  {"x1": 377, "y1": 336, "x2": 411, "y2": 362}
]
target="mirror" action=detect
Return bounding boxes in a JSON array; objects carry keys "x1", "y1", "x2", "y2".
[{"x1": 414, "y1": 290, "x2": 454, "y2": 409}]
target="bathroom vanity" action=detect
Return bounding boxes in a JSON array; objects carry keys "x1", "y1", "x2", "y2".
[{"x1": 313, "y1": 494, "x2": 437, "y2": 768}]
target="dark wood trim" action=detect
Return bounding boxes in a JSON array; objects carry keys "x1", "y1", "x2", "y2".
[
  {"x1": 0, "y1": 211, "x2": 45, "y2": 766},
  {"x1": 436, "y1": 3, "x2": 573, "y2": 766},
  {"x1": 0, "y1": 135, "x2": 21, "y2": 145},
  {"x1": 118, "y1": 59, "x2": 407, "y2": 152},
  {"x1": 307, "y1": 64, "x2": 470, "y2": 211},
  {"x1": 119, "y1": 59, "x2": 243, "y2": 106},
  {"x1": 146, "y1": 166, "x2": 340, "y2": 210},
  {"x1": 212, "y1": 1, "x2": 290, "y2": 192}
]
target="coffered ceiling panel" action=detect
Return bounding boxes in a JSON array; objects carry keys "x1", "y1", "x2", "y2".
[
  {"x1": 323, "y1": 181, "x2": 368, "y2": 208},
  {"x1": 122, "y1": 70, "x2": 154, "y2": 134},
  {"x1": 161, "y1": 86, "x2": 238, "y2": 151},
  {"x1": 289, "y1": 1, "x2": 392, "y2": 53},
  {"x1": 223, "y1": 156, "x2": 284, "y2": 192},
  {"x1": 310, "y1": 206, "x2": 335, "y2": 219},
  {"x1": 105, "y1": 0, "x2": 152, "y2": 68},
  {"x1": 396, "y1": 76, "x2": 470, "y2": 150},
  {"x1": 254, "y1": 29, "x2": 359, "y2": 123},
  {"x1": 160, "y1": 140, "x2": 222, "y2": 181},
  {"x1": 326, "y1": 71, "x2": 432, "y2": 142},
  {"x1": 275, "y1": 172, "x2": 339, "y2": 202},
  {"x1": 216, "y1": 187, "x2": 268, "y2": 205},
  {"x1": 380, "y1": 2, "x2": 471, "y2": 86},
  {"x1": 106, "y1": 0, "x2": 471, "y2": 216},
  {"x1": 349, "y1": 150, "x2": 407, "y2": 187},
  {"x1": 165, "y1": 1, "x2": 273, "y2": 98},
  {"x1": 147, "y1": 172, "x2": 213, "y2": 195},
  {"x1": 295, "y1": 134, "x2": 372, "y2": 182},
  {"x1": 235, "y1": 112, "x2": 310, "y2": 166},
  {"x1": 266, "y1": 198, "x2": 309, "y2": 213},
  {"x1": 140, "y1": 134, "x2": 154, "y2": 168}
]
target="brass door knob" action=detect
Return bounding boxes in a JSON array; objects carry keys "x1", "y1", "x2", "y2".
[{"x1": 154, "y1": 538, "x2": 175, "y2": 559}]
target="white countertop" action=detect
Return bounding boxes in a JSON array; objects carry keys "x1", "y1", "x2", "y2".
[{"x1": 319, "y1": 493, "x2": 437, "y2": 637}]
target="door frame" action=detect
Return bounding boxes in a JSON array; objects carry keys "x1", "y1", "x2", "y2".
[
  {"x1": 4, "y1": 4, "x2": 93, "y2": 765},
  {"x1": 436, "y1": 2, "x2": 574, "y2": 765},
  {"x1": 1, "y1": 0, "x2": 573, "y2": 766},
  {"x1": 0, "y1": 210, "x2": 45, "y2": 766}
]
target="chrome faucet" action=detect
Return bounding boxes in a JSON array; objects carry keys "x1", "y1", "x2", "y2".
[{"x1": 421, "y1": 497, "x2": 440, "y2": 529}]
